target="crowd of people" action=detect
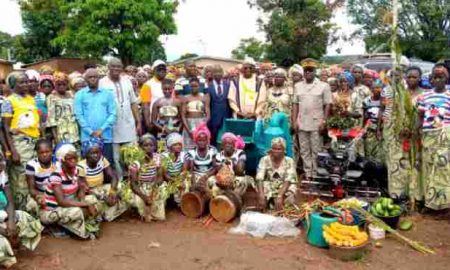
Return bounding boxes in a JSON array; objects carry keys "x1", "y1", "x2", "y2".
[{"x1": 0, "y1": 55, "x2": 449, "y2": 267}]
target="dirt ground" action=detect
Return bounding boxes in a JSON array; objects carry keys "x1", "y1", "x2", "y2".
[{"x1": 11, "y1": 207, "x2": 450, "y2": 270}]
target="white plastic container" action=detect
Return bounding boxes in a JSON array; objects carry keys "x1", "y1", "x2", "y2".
[{"x1": 368, "y1": 224, "x2": 385, "y2": 240}]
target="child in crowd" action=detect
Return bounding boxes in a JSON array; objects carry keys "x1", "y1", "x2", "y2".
[
  {"x1": 25, "y1": 139, "x2": 56, "y2": 216},
  {"x1": 161, "y1": 133, "x2": 189, "y2": 204},
  {"x1": 129, "y1": 134, "x2": 167, "y2": 222},
  {"x1": 363, "y1": 79, "x2": 384, "y2": 163}
]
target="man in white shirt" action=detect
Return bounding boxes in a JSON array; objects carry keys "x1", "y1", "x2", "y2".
[{"x1": 99, "y1": 58, "x2": 141, "y2": 180}]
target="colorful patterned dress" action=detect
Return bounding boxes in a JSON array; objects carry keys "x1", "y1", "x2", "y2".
[
  {"x1": 78, "y1": 157, "x2": 128, "y2": 222},
  {"x1": 255, "y1": 155, "x2": 298, "y2": 207},
  {"x1": 131, "y1": 154, "x2": 168, "y2": 221},
  {"x1": 382, "y1": 86, "x2": 424, "y2": 201},
  {"x1": 362, "y1": 96, "x2": 383, "y2": 163},
  {"x1": 416, "y1": 90, "x2": 450, "y2": 210},
  {"x1": 40, "y1": 167, "x2": 101, "y2": 239},
  {"x1": 0, "y1": 171, "x2": 43, "y2": 268}
]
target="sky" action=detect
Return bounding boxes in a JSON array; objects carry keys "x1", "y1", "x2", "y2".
[{"x1": 0, "y1": 0, "x2": 365, "y2": 61}]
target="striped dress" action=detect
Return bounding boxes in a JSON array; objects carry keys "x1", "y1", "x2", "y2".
[
  {"x1": 187, "y1": 146, "x2": 218, "y2": 175},
  {"x1": 44, "y1": 168, "x2": 80, "y2": 210},
  {"x1": 77, "y1": 157, "x2": 110, "y2": 188},
  {"x1": 161, "y1": 151, "x2": 186, "y2": 177},
  {"x1": 139, "y1": 154, "x2": 161, "y2": 182}
]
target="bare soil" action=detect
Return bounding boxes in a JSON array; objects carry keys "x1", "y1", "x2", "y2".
[{"x1": 11, "y1": 208, "x2": 450, "y2": 270}]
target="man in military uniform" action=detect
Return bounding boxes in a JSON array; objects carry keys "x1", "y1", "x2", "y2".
[{"x1": 292, "y1": 58, "x2": 332, "y2": 180}]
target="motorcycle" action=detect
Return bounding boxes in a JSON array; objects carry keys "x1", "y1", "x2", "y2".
[{"x1": 300, "y1": 127, "x2": 388, "y2": 200}]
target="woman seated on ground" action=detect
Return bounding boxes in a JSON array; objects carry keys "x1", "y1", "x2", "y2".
[
  {"x1": 25, "y1": 139, "x2": 57, "y2": 216},
  {"x1": 214, "y1": 132, "x2": 254, "y2": 196},
  {"x1": 0, "y1": 152, "x2": 43, "y2": 268},
  {"x1": 77, "y1": 138, "x2": 128, "y2": 222},
  {"x1": 40, "y1": 144, "x2": 101, "y2": 240},
  {"x1": 151, "y1": 79, "x2": 183, "y2": 141},
  {"x1": 182, "y1": 77, "x2": 211, "y2": 149},
  {"x1": 129, "y1": 134, "x2": 167, "y2": 222},
  {"x1": 256, "y1": 138, "x2": 298, "y2": 211},
  {"x1": 161, "y1": 133, "x2": 189, "y2": 204},
  {"x1": 186, "y1": 123, "x2": 218, "y2": 196}
]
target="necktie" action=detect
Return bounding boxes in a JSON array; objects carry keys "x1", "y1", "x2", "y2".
[{"x1": 217, "y1": 83, "x2": 222, "y2": 96}]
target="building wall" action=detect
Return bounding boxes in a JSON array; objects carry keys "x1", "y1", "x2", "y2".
[
  {"x1": 23, "y1": 58, "x2": 96, "y2": 74},
  {"x1": 0, "y1": 62, "x2": 13, "y2": 79},
  {"x1": 193, "y1": 59, "x2": 241, "y2": 72}
]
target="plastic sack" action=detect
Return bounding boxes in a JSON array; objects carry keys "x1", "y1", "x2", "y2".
[{"x1": 228, "y1": 211, "x2": 300, "y2": 238}]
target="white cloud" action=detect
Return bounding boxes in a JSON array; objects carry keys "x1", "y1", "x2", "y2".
[
  {"x1": 163, "y1": 0, "x2": 265, "y2": 61},
  {"x1": 0, "y1": 0, "x2": 23, "y2": 35}
]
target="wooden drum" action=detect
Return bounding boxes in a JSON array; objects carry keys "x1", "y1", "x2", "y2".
[
  {"x1": 181, "y1": 191, "x2": 209, "y2": 218},
  {"x1": 209, "y1": 191, "x2": 242, "y2": 223}
]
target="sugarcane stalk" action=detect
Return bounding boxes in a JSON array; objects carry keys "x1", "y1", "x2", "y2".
[{"x1": 353, "y1": 207, "x2": 434, "y2": 254}]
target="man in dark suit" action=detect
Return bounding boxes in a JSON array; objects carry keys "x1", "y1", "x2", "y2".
[{"x1": 207, "y1": 65, "x2": 232, "y2": 146}]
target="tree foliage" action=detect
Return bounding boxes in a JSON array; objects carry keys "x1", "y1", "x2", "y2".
[
  {"x1": 16, "y1": 0, "x2": 66, "y2": 63},
  {"x1": 177, "y1": 53, "x2": 199, "y2": 61},
  {"x1": 248, "y1": 0, "x2": 344, "y2": 65},
  {"x1": 347, "y1": 0, "x2": 450, "y2": 61},
  {"x1": 53, "y1": 0, "x2": 178, "y2": 65},
  {"x1": 231, "y1": 37, "x2": 267, "y2": 61}
]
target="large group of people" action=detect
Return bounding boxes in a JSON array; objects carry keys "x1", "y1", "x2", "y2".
[{"x1": 0, "y1": 54, "x2": 449, "y2": 267}]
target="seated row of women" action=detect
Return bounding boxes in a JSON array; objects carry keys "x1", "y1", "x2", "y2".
[{"x1": 0, "y1": 123, "x2": 297, "y2": 267}]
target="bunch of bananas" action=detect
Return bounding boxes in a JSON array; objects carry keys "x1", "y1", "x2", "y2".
[{"x1": 323, "y1": 222, "x2": 368, "y2": 247}]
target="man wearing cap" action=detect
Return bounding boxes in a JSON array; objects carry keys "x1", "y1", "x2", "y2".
[
  {"x1": 292, "y1": 58, "x2": 332, "y2": 180},
  {"x1": 141, "y1": 59, "x2": 167, "y2": 131},
  {"x1": 228, "y1": 57, "x2": 267, "y2": 119},
  {"x1": 174, "y1": 60, "x2": 206, "y2": 96}
]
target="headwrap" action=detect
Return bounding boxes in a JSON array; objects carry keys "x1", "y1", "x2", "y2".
[
  {"x1": 39, "y1": 65, "x2": 54, "y2": 75},
  {"x1": 55, "y1": 144, "x2": 77, "y2": 162},
  {"x1": 139, "y1": 133, "x2": 157, "y2": 145},
  {"x1": 166, "y1": 72, "x2": 177, "y2": 81},
  {"x1": 363, "y1": 69, "x2": 380, "y2": 80},
  {"x1": 373, "y1": 79, "x2": 384, "y2": 88},
  {"x1": 288, "y1": 64, "x2": 304, "y2": 77},
  {"x1": 271, "y1": 137, "x2": 286, "y2": 149},
  {"x1": 338, "y1": 71, "x2": 355, "y2": 88},
  {"x1": 81, "y1": 137, "x2": 104, "y2": 158},
  {"x1": 193, "y1": 122, "x2": 211, "y2": 143},
  {"x1": 433, "y1": 65, "x2": 449, "y2": 79},
  {"x1": 39, "y1": 74, "x2": 54, "y2": 87},
  {"x1": 25, "y1": 70, "x2": 40, "y2": 82},
  {"x1": 259, "y1": 62, "x2": 273, "y2": 70},
  {"x1": 273, "y1": 68, "x2": 287, "y2": 78},
  {"x1": 69, "y1": 76, "x2": 86, "y2": 89},
  {"x1": 166, "y1": 133, "x2": 183, "y2": 148},
  {"x1": 53, "y1": 71, "x2": 69, "y2": 82},
  {"x1": 6, "y1": 71, "x2": 24, "y2": 89},
  {"x1": 221, "y1": 132, "x2": 245, "y2": 150}
]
